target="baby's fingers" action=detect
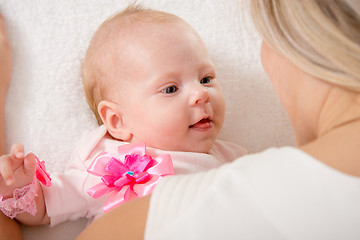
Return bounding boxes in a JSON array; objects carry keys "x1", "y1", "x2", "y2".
[
  {"x1": 0, "y1": 144, "x2": 26, "y2": 186},
  {"x1": 10, "y1": 144, "x2": 24, "y2": 159},
  {"x1": 24, "y1": 153, "x2": 37, "y2": 179},
  {"x1": 0, "y1": 154, "x2": 15, "y2": 186}
]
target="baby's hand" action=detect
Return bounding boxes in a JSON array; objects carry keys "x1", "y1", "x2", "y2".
[{"x1": 0, "y1": 144, "x2": 37, "y2": 197}]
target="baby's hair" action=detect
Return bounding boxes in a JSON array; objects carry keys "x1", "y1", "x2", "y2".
[{"x1": 82, "y1": 3, "x2": 181, "y2": 125}]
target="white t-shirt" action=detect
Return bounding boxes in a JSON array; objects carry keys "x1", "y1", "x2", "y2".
[
  {"x1": 145, "y1": 147, "x2": 360, "y2": 240},
  {"x1": 42, "y1": 125, "x2": 247, "y2": 226}
]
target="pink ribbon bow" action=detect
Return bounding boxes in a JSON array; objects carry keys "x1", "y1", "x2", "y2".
[{"x1": 86, "y1": 142, "x2": 174, "y2": 212}]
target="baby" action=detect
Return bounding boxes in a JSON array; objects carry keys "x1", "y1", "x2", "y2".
[{"x1": 0, "y1": 4, "x2": 246, "y2": 227}]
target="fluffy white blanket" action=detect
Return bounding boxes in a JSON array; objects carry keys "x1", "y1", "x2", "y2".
[{"x1": 1, "y1": 0, "x2": 294, "y2": 239}]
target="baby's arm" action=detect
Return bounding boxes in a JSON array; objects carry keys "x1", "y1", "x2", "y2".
[{"x1": 0, "y1": 144, "x2": 50, "y2": 225}]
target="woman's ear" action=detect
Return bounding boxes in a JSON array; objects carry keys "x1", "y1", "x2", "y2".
[{"x1": 97, "y1": 100, "x2": 132, "y2": 141}]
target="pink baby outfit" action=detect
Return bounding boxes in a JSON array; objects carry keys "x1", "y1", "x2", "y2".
[{"x1": 42, "y1": 125, "x2": 247, "y2": 226}]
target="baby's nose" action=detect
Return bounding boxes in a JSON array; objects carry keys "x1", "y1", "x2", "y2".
[{"x1": 190, "y1": 85, "x2": 210, "y2": 106}]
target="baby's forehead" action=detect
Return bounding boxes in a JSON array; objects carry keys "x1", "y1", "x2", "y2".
[
  {"x1": 115, "y1": 18, "x2": 188, "y2": 41},
  {"x1": 99, "y1": 17, "x2": 193, "y2": 61},
  {"x1": 91, "y1": 11, "x2": 202, "y2": 83}
]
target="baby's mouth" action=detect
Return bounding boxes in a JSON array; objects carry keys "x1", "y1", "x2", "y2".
[{"x1": 189, "y1": 118, "x2": 212, "y2": 130}]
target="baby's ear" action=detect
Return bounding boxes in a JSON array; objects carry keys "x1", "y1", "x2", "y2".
[{"x1": 97, "y1": 100, "x2": 132, "y2": 141}]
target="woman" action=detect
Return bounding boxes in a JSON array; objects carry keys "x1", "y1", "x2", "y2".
[
  {"x1": 76, "y1": 0, "x2": 360, "y2": 239},
  {"x1": 0, "y1": 13, "x2": 23, "y2": 240}
]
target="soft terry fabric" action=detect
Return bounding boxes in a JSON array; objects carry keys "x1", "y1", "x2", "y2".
[
  {"x1": 145, "y1": 147, "x2": 360, "y2": 240},
  {"x1": 42, "y1": 125, "x2": 247, "y2": 226}
]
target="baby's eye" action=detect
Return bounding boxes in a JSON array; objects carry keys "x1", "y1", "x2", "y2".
[
  {"x1": 200, "y1": 76, "x2": 213, "y2": 85},
  {"x1": 161, "y1": 85, "x2": 178, "y2": 94}
]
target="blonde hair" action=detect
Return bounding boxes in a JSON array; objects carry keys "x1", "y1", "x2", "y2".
[
  {"x1": 82, "y1": 4, "x2": 181, "y2": 125},
  {"x1": 250, "y1": 0, "x2": 360, "y2": 92}
]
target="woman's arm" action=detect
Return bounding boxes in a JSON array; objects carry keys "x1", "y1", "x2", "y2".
[
  {"x1": 0, "y1": 12, "x2": 24, "y2": 240},
  {"x1": 0, "y1": 13, "x2": 11, "y2": 155},
  {"x1": 0, "y1": 212, "x2": 23, "y2": 240},
  {"x1": 76, "y1": 195, "x2": 151, "y2": 240}
]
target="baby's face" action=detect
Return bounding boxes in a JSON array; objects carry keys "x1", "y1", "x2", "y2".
[{"x1": 111, "y1": 21, "x2": 225, "y2": 153}]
